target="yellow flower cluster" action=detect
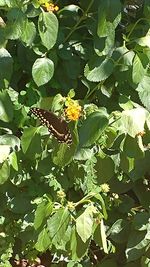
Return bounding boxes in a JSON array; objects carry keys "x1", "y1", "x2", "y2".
[
  {"x1": 65, "y1": 100, "x2": 82, "y2": 121},
  {"x1": 44, "y1": 2, "x2": 59, "y2": 12},
  {"x1": 100, "y1": 183, "x2": 110, "y2": 193}
]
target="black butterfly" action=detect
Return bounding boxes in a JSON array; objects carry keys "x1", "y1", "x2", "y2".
[{"x1": 29, "y1": 107, "x2": 72, "y2": 145}]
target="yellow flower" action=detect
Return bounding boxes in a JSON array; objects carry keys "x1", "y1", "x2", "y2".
[
  {"x1": 65, "y1": 100, "x2": 82, "y2": 121},
  {"x1": 100, "y1": 183, "x2": 110, "y2": 193},
  {"x1": 44, "y1": 2, "x2": 59, "y2": 12}
]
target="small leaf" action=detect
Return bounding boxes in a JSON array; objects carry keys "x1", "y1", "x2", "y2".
[
  {"x1": 76, "y1": 206, "x2": 93, "y2": 243},
  {"x1": 32, "y1": 57, "x2": 54, "y2": 86},
  {"x1": 35, "y1": 228, "x2": 51, "y2": 252},
  {"x1": 38, "y1": 11, "x2": 58, "y2": 50}
]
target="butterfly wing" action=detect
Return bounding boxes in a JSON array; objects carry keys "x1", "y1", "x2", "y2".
[{"x1": 29, "y1": 108, "x2": 72, "y2": 144}]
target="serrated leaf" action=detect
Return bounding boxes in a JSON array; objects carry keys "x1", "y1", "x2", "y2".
[
  {"x1": 35, "y1": 228, "x2": 51, "y2": 252},
  {"x1": 79, "y1": 111, "x2": 109, "y2": 147},
  {"x1": 132, "y1": 54, "x2": 145, "y2": 84},
  {"x1": 47, "y1": 208, "x2": 71, "y2": 245},
  {"x1": 32, "y1": 57, "x2": 54, "y2": 86},
  {"x1": 84, "y1": 55, "x2": 114, "y2": 82},
  {"x1": 38, "y1": 11, "x2": 58, "y2": 50},
  {"x1": 34, "y1": 200, "x2": 53, "y2": 230},
  {"x1": 70, "y1": 227, "x2": 90, "y2": 261},
  {"x1": 76, "y1": 206, "x2": 93, "y2": 243}
]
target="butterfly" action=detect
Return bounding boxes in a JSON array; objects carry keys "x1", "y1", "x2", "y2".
[{"x1": 29, "y1": 107, "x2": 72, "y2": 145}]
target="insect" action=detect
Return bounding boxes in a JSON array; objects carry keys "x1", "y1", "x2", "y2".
[{"x1": 29, "y1": 107, "x2": 72, "y2": 145}]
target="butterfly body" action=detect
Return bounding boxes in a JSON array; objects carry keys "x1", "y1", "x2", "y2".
[{"x1": 29, "y1": 107, "x2": 72, "y2": 145}]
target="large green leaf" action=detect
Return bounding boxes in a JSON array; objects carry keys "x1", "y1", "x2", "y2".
[
  {"x1": 21, "y1": 127, "x2": 42, "y2": 159},
  {"x1": 78, "y1": 111, "x2": 109, "y2": 147},
  {"x1": 95, "y1": 155, "x2": 115, "y2": 183},
  {"x1": 32, "y1": 57, "x2": 54, "y2": 86},
  {"x1": 84, "y1": 55, "x2": 114, "y2": 82},
  {"x1": 38, "y1": 11, "x2": 58, "y2": 50},
  {"x1": 47, "y1": 208, "x2": 71, "y2": 246},
  {"x1": 126, "y1": 230, "x2": 149, "y2": 262},
  {"x1": 34, "y1": 199, "x2": 53, "y2": 230},
  {"x1": 123, "y1": 134, "x2": 145, "y2": 159},
  {"x1": 35, "y1": 228, "x2": 51, "y2": 252},
  {"x1": 0, "y1": 49, "x2": 13, "y2": 87},
  {"x1": 132, "y1": 54, "x2": 145, "y2": 84},
  {"x1": 21, "y1": 20, "x2": 36, "y2": 46},
  {"x1": 70, "y1": 227, "x2": 90, "y2": 261},
  {"x1": 76, "y1": 206, "x2": 94, "y2": 243}
]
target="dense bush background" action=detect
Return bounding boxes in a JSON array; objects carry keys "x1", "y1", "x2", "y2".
[{"x1": 0, "y1": 0, "x2": 150, "y2": 266}]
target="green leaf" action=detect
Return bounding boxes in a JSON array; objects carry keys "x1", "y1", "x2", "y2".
[
  {"x1": 38, "y1": 11, "x2": 58, "y2": 50},
  {"x1": 0, "y1": 161, "x2": 10, "y2": 185},
  {"x1": 34, "y1": 200, "x2": 53, "y2": 230},
  {"x1": 47, "y1": 208, "x2": 71, "y2": 245},
  {"x1": 132, "y1": 54, "x2": 145, "y2": 84},
  {"x1": 126, "y1": 230, "x2": 149, "y2": 262},
  {"x1": 109, "y1": 219, "x2": 131, "y2": 244},
  {"x1": 84, "y1": 55, "x2": 114, "y2": 82},
  {"x1": 9, "y1": 152, "x2": 18, "y2": 171},
  {"x1": 35, "y1": 228, "x2": 51, "y2": 252},
  {"x1": 76, "y1": 206, "x2": 93, "y2": 243},
  {"x1": 32, "y1": 57, "x2": 54, "y2": 86},
  {"x1": 0, "y1": 48, "x2": 13, "y2": 87},
  {"x1": 21, "y1": 127, "x2": 42, "y2": 159},
  {"x1": 0, "y1": 90, "x2": 14, "y2": 122},
  {"x1": 21, "y1": 20, "x2": 36, "y2": 46},
  {"x1": 136, "y1": 75, "x2": 150, "y2": 111},
  {"x1": 78, "y1": 111, "x2": 109, "y2": 147},
  {"x1": 95, "y1": 156, "x2": 115, "y2": 183},
  {"x1": 70, "y1": 227, "x2": 90, "y2": 261},
  {"x1": 123, "y1": 135, "x2": 145, "y2": 159},
  {"x1": 6, "y1": 8, "x2": 27, "y2": 40}
]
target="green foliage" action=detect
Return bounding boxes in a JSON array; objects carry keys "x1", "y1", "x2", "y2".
[{"x1": 0, "y1": 0, "x2": 150, "y2": 266}]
